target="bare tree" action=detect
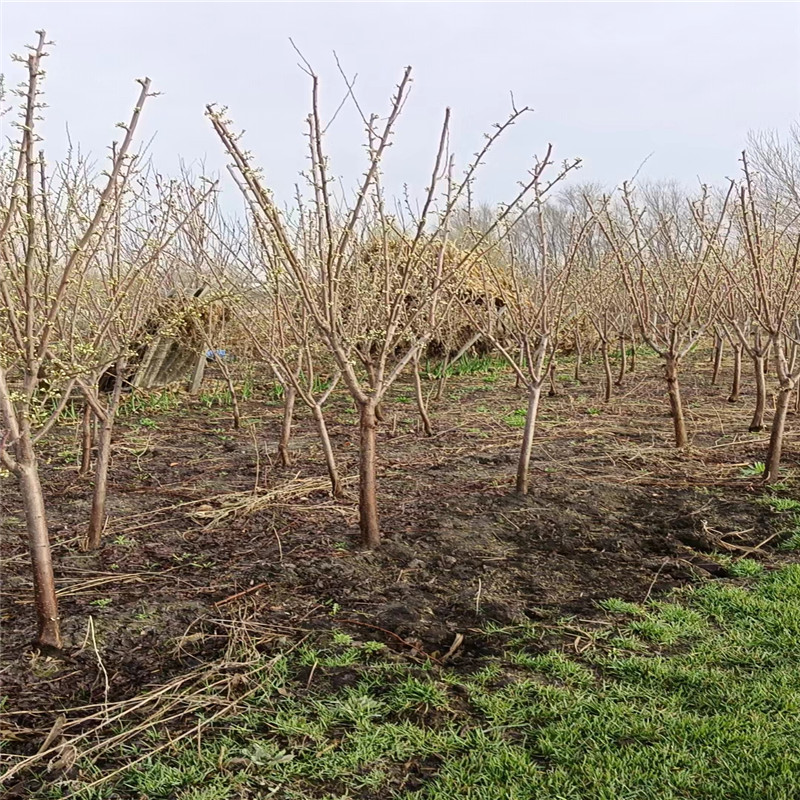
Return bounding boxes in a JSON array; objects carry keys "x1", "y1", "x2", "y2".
[
  {"x1": 591, "y1": 183, "x2": 732, "y2": 448},
  {"x1": 209, "y1": 66, "x2": 552, "y2": 545},
  {"x1": 0, "y1": 33, "x2": 152, "y2": 647}
]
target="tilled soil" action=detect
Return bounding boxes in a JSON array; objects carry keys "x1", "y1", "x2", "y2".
[{"x1": 1, "y1": 352, "x2": 795, "y2": 739}]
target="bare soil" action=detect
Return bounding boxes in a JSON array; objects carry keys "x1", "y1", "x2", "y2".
[{"x1": 2, "y1": 350, "x2": 797, "y2": 748}]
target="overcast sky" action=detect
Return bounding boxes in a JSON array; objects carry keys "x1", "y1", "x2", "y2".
[{"x1": 2, "y1": 2, "x2": 799, "y2": 208}]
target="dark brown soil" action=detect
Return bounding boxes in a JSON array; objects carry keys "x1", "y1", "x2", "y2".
[{"x1": 1, "y1": 350, "x2": 797, "y2": 741}]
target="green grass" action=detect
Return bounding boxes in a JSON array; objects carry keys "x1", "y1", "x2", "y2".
[
  {"x1": 424, "y1": 354, "x2": 508, "y2": 380},
  {"x1": 32, "y1": 566, "x2": 800, "y2": 799}
]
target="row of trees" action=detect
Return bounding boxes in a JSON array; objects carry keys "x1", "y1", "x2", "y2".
[{"x1": 2, "y1": 35, "x2": 800, "y2": 650}]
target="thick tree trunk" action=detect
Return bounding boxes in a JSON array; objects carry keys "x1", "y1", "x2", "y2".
[
  {"x1": 17, "y1": 434, "x2": 61, "y2": 650},
  {"x1": 750, "y1": 354, "x2": 767, "y2": 432},
  {"x1": 311, "y1": 403, "x2": 341, "y2": 497},
  {"x1": 278, "y1": 385, "x2": 296, "y2": 466},
  {"x1": 765, "y1": 386, "x2": 793, "y2": 483},
  {"x1": 79, "y1": 401, "x2": 93, "y2": 475},
  {"x1": 665, "y1": 355, "x2": 688, "y2": 448},
  {"x1": 515, "y1": 382, "x2": 542, "y2": 496},
  {"x1": 358, "y1": 400, "x2": 380, "y2": 547},
  {"x1": 728, "y1": 343, "x2": 742, "y2": 403},
  {"x1": 711, "y1": 335, "x2": 724, "y2": 386},
  {"x1": 601, "y1": 339, "x2": 613, "y2": 403},
  {"x1": 413, "y1": 357, "x2": 433, "y2": 436},
  {"x1": 87, "y1": 366, "x2": 126, "y2": 550},
  {"x1": 616, "y1": 334, "x2": 627, "y2": 387}
]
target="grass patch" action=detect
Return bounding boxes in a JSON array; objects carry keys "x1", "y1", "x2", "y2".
[{"x1": 22, "y1": 566, "x2": 800, "y2": 799}]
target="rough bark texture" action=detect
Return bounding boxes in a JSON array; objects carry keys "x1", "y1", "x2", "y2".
[
  {"x1": 17, "y1": 434, "x2": 61, "y2": 650},
  {"x1": 728, "y1": 344, "x2": 742, "y2": 403},
  {"x1": 711, "y1": 335, "x2": 724, "y2": 386},
  {"x1": 278, "y1": 385, "x2": 296, "y2": 467},
  {"x1": 413, "y1": 358, "x2": 433, "y2": 436},
  {"x1": 87, "y1": 365, "x2": 126, "y2": 550},
  {"x1": 750, "y1": 354, "x2": 767, "y2": 432},
  {"x1": 312, "y1": 403, "x2": 342, "y2": 497},
  {"x1": 79, "y1": 401, "x2": 93, "y2": 475},
  {"x1": 515, "y1": 383, "x2": 542, "y2": 495},
  {"x1": 358, "y1": 401, "x2": 380, "y2": 547},
  {"x1": 616, "y1": 335, "x2": 627, "y2": 387},
  {"x1": 665, "y1": 355, "x2": 688, "y2": 448},
  {"x1": 765, "y1": 386, "x2": 793, "y2": 483},
  {"x1": 601, "y1": 340, "x2": 613, "y2": 403}
]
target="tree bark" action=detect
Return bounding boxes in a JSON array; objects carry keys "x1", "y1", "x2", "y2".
[
  {"x1": 358, "y1": 400, "x2": 380, "y2": 547},
  {"x1": 277, "y1": 384, "x2": 296, "y2": 466},
  {"x1": 515, "y1": 382, "x2": 542, "y2": 495},
  {"x1": 17, "y1": 434, "x2": 61, "y2": 651},
  {"x1": 601, "y1": 339, "x2": 613, "y2": 403},
  {"x1": 665, "y1": 355, "x2": 688, "y2": 448},
  {"x1": 750, "y1": 354, "x2": 767, "y2": 432},
  {"x1": 312, "y1": 402, "x2": 342, "y2": 497},
  {"x1": 573, "y1": 325, "x2": 582, "y2": 383},
  {"x1": 547, "y1": 360, "x2": 557, "y2": 397},
  {"x1": 765, "y1": 385, "x2": 793, "y2": 483},
  {"x1": 413, "y1": 356, "x2": 433, "y2": 436},
  {"x1": 616, "y1": 334, "x2": 627, "y2": 386},
  {"x1": 711, "y1": 335, "x2": 724, "y2": 386},
  {"x1": 628, "y1": 330, "x2": 636, "y2": 373},
  {"x1": 728, "y1": 343, "x2": 742, "y2": 403},
  {"x1": 79, "y1": 401, "x2": 93, "y2": 475},
  {"x1": 87, "y1": 363, "x2": 126, "y2": 550}
]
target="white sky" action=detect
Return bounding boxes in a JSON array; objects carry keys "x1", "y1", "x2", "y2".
[{"x1": 1, "y1": 1, "x2": 799, "y2": 208}]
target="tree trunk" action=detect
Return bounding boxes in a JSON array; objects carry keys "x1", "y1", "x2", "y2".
[
  {"x1": 628, "y1": 330, "x2": 636, "y2": 373},
  {"x1": 601, "y1": 339, "x2": 613, "y2": 403},
  {"x1": 311, "y1": 403, "x2": 342, "y2": 498},
  {"x1": 413, "y1": 356, "x2": 433, "y2": 436},
  {"x1": 87, "y1": 365, "x2": 126, "y2": 550},
  {"x1": 750, "y1": 354, "x2": 767, "y2": 432},
  {"x1": 278, "y1": 384, "x2": 296, "y2": 466},
  {"x1": 616, "y1": 334, "x2": 627, "y2": 387},
  {"x1": 728, "y1": 343, "x2": 742, "y2": 403},
  {"x1": 711, "y1": 335, "x2": 724, "y2": 386},
  {"x1": 574, "y1": 326, "x2": 582, "y2": 383},
  {"x1": 515, "y1": 382, "x2": 542, "y2": 496},
  {"x1": 765, "y1": 385, "x2": 793, "y2": 483},
  {"x1": 358, "y1": 400, "x2": 380, "y2": 547},
  {"x1": 79, "y1": 401, "x2": 93, "y2": 475},
  {"x1": 547, "y1": 360, "x2": 557, "y2": 397},
  {"x1": 17, "y1": 434, "x2": 61, "y2": 651},
  {"x1": 665, "y1": 355, "x2": 688, "y2": 448},
  {"x1": 364, "y1": 362, "x2": 385, "y2": 421}
]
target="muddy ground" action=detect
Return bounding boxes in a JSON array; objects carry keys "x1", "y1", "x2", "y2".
[{"x1": 1, "y1": 349, "x2": 797, "y2": 749}]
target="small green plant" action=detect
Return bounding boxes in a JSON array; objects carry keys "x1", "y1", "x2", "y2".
[
  {"x1": 112, "y1": 534, "x2": 137, "y2": 548},
  {"x1": 741, "y1": 461, "x2": 766, "y2": 478},
  {"x1": 760, "y1": 496, "x2": 800, "y2": 513},
  {"x1": 90, "y1": 597, "x2": 112, "y2": 608},
  {"x1": 138, "y1": 417, "x2": 158, "y2": 429},
  {"x1": 504, "y1": 408, "x2": 527, "y2": 428}
]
